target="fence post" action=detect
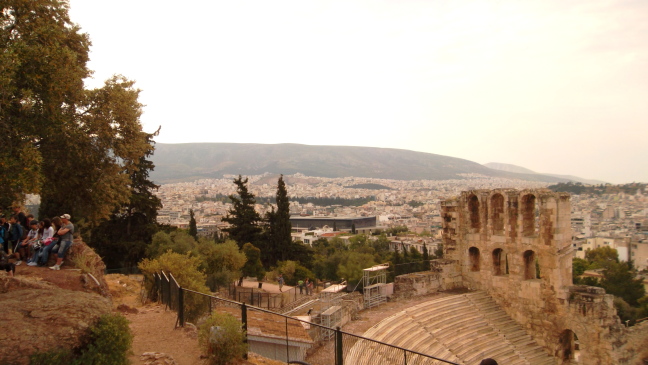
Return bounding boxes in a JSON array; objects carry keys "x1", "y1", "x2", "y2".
[
  {"x1": 285, "y1": 317, "x2": 290, "y2": 363},
  {"x1": 241, "y1": 303, "x2": 248, "y2": 360},
  {"x1": 335, "y1": 326, "x2": 343, "y2": 365},
  {"x1": 178, "y1": 286, "x2": 184, "y2": 327}
]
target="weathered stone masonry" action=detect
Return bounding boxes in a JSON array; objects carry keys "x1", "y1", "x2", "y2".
[{"x1": 437, "y1": 189, "x2": 647, "y2": 364}]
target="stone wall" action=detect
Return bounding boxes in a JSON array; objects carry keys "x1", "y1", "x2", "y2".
[
  {"x1": 439, "y1": 188, "x2": 640, "y2": 365},
  {"x1": 618, "y1": 321, "x2": 648, "y2": 364},
  {"x1": 392, "y1": 259, "x2": 462, "y2": 299}
]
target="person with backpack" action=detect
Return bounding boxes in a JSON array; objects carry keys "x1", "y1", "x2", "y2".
[
  {"x1": 0, "y1": 215, "x2": 8, "y2": 253},
  {"x1": 7, "y1": 215, "x2": 24, "y2": 256},
  {"x1": 11, "y1": 206, "x2": 28, "y2": 240}
]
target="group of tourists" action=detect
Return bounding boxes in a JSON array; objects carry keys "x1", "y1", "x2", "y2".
[
  {"x1": 0, "y1": 206, "x2": 75, "y2": 276},
  {"x1": 277, "y1": 274, "x2": 314, "y2": 295},
  {"x1": 297, "y1": 278, "x2": 313, "y2": 295}
]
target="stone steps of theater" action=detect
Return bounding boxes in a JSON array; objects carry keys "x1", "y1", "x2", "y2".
[
  {"x1": 406, "y1": 296, "x2": 468, "y2": 320},
  {"x1": 355, "y1": 291, "x2": 557, "y2": 365},
  {"x1": 464, "y1": 292, "x2": 557, "y2": 364},
  {"x1": 372, "y1": 317, "x2": 426, "y2": 344}
]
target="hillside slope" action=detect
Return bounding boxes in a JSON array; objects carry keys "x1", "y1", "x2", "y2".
[
  {"x1": 150, "y1": 143, "x2": 568, "y2": 183},
  {"x1": 485, "y1": 162, "x2": 607, "y2": 184}
]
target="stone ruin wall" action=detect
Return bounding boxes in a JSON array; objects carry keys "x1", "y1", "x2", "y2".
[
  {"x1": 439, "y1": 188, "x2": 643, "y2": 364},
  {"x1": 392, "y1": 259, "x2": 462, "y2": 299}
]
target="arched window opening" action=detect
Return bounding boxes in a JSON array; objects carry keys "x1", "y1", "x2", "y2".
[
  {"x1": 492, "y1": 248, "x2": 504, "y2": 275},
  {"x1": 491, "y1": 194, "x2": 505, "y2": 235},
  {"x1": 523, "y1": 250, "x2": 536, "y2": 279},
  {"x1": 469, "y1": 247, "x2": 480, "y2": 272},
  {"x1": 468, "y1": 195, "x2": 480, "y2": 232},
  {"x1": 558, "y1": 329, "x2": 581, "y2": 363},
  {"x1": 522, "y1": 194, "x2": 537, "y2": 237}
]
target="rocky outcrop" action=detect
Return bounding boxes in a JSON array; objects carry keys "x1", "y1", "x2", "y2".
[{"x1": 0, "y1": 276, "x2": 112, "y2": 365}]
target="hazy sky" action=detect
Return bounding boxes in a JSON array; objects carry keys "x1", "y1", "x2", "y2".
[{"x1": 68, "y1": 0, "x2": 648, "y2": 184}]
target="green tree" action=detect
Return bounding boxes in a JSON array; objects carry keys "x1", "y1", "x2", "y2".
[
  {"x1": 262, "y1": 175, "x2": 300, "y2": 267},
  {"x1": 585, "y1": 246, "x2": 619, "y2": 269},
  {"x1": 1, "y1": 0, "x2": 88, "y2": 207},
  {"x1": 276, "y1": 260, "x2": 314, "y2": 286},
  {"x1": 89, "y1": 133, "x2": 161, "y2": 269},
  {"x1": 337, "y1": 252, "x2": 375, "y2": 288},
  {"x1": 222, "y1": 176, "x2": 262, "y2": 249},
  {"x1": 274, "y1": 175, "x2": 292, "y2": 260},
  {"x1": 146, "y1": 231, "x2": 196, "y2": 258},
  {"x1": 241, "y1": 243, "x2": 265, "y2": 285},
  {"x1": 139, "y1": 251, "x2": 210, "y2": 320},
  {"x1": 422, "y1": 243, "x2": 431, "y2": 271},
  {"x1": 197, "y1": 239, "x2": 246, "y2": 291},
  {"x1": 37, "y1": 75, "x2": 152, "y2": 228},
  {"x1": 189, "y1": 209, "x2": 198, "y2": 241},
  {"x1": 601, "y1": 261, "x2": 646, "y2": 306},
  {"x1": 572, "y1": 257, "x2": 590, "y2": 283}
]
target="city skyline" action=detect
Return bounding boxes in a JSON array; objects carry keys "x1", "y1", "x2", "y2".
[{"x1": 69, "y1": 0, "x2": 648, "y2": 184}]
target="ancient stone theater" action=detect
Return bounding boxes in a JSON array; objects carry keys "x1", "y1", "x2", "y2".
[
  {"x1": 366, "y1": 189, "x2": 648, "y2": 364},
  {"x1": 438, "y1": 188, "x2": 647, "y2": 364}
]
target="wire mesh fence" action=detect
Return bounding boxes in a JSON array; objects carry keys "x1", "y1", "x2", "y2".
[
  {"x1": 228, "y1": 284, "x2": 312, "y2": 310},
  {"x1": 146, "y1": 271, "x2": 459, "y2": 365}
]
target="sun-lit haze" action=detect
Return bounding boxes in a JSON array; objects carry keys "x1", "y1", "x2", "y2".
[{"x1": 68, "y1": 0, "x2": 648, "y2": 184}]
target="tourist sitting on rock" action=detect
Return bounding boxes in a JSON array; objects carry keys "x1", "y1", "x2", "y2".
[
  {"x1": 16, "y1": 220, "x2": 39, "y2": 265},
  {"x1": 7, "y1": 215, "x2": 24, "y2": 260},
  {"x1": 0, "y1": 251, "x2": 16, "y2": 277},
  {"x1": 39, "y1": 217, "x2": 61, "y2": 267},
  {"x1": 27, "y1": 221, "x2": 47, "y2": 266},
  {"x1": 50, "y1": 214, "x2": 74, "y2": 271}
]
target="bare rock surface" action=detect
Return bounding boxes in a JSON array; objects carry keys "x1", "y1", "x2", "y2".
[{"x1": 0, "y1": 276, "x2": 111, "y2": 365}]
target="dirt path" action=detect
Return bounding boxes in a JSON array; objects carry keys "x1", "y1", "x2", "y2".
[{"x1": 124, "y1": 304, "x2": 207, "y2": 365}]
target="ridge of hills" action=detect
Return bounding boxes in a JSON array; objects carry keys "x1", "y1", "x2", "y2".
[
  {"x1": 150, "y1": 143, "x2": 573, "y2": 184},
  {"x1": 484, "y1": 162, "x2": 607, "y2": 185}
]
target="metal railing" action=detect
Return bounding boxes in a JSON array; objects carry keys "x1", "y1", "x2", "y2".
[
  {"x1": 147, "y1": 271, "x2": 460, "y2": 365},
  {"x1": 228, "y1": 284, "x2": 312, "y2": 310}
]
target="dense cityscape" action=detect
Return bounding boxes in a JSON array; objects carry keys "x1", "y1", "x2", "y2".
[{"x1": 156, "y1": 174, "x2": 648, "y2": 272}]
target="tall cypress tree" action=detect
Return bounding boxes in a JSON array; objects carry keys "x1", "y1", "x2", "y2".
[
  {"x1": 275, "y1": 175, "x2": 292, "y2": 261},
  {"x1": 422, "y1": 243, "x2": 431, "y2": 271},
  {"x1": 189, "y1": 209, "x2": 198, "y2": 240},
  {"x1": 222, "y1": 175, "x2": 262, "y2": 248}
]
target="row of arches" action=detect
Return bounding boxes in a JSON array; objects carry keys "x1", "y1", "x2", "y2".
[
  {"x1": 468, "y1": 247, "x2": 539, "y2": 280},
  {"x1": 468, "y1": 193, "x2": 539, "y2": 237}
]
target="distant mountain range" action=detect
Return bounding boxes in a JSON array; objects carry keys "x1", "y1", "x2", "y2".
[
  {"x1": 484, "y1": 163, "x2": 607, "y2": 185},
  {"x1": 149, "y1": 143, "x2": 585, "y2": 184}
]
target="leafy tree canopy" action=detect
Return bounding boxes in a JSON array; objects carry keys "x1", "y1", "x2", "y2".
[{"x1": 2, "y1": 1, "x2": 153, "y2": 230}]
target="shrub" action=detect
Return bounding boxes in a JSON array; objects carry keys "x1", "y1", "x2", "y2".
[
  {"x1": 276, "y1": 260, "x2": 314, "y2": 286},
  {"x1": 30, "y1": 350, "x2": 74, "y2": 365},
  {"x1": 139, "y1": 251, "x2": 211, "y2": 321},
  {"x1": 198, "y1": 312, "x2": 248, "y2": 365},
  {"x1": 75, "y1": 313, "x2": 133, "y2": 365},
  {"x1": 29, "y1": 313, "x2": 132, "y2": 365}
]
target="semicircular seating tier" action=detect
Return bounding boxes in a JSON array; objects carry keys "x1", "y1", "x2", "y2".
[{"x1": 346, "y1": 291, "x2": 557, "y2": 365}]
